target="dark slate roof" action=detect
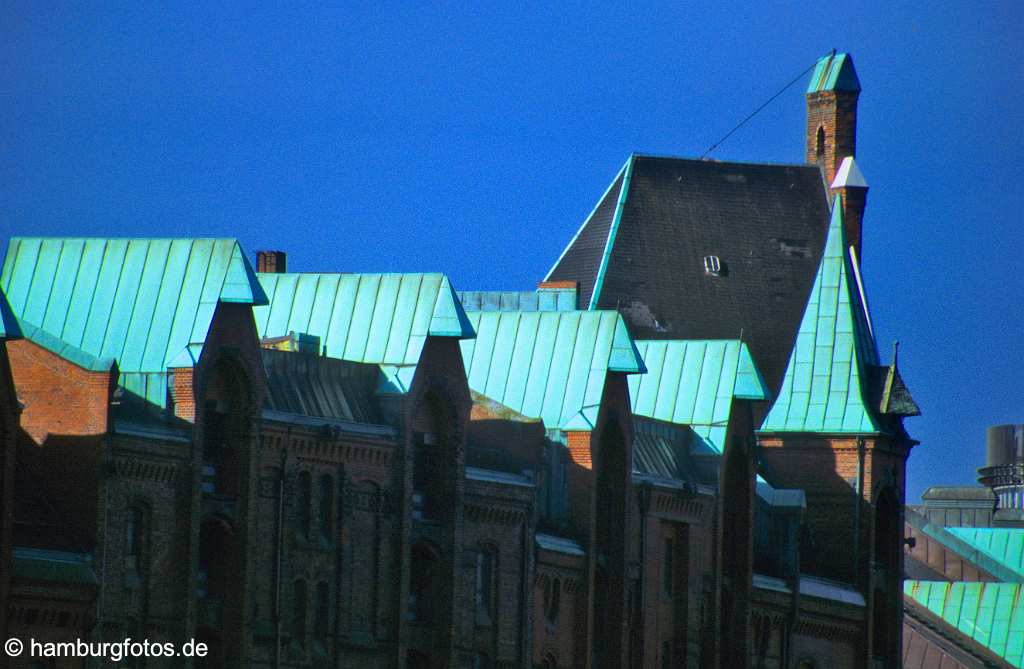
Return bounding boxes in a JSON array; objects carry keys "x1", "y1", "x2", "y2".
[
  {"x1": 546, "y1": 161, "x2": 629, "y2": 312},
  {"x1": 545, "y1": 154, "x2": 831, "y2": 395}
]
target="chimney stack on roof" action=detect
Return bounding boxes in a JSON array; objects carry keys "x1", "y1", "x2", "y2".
[
  {"x1": 807, "y1": 51, "x2": 865, "y2": 257},
  {"x1": 256, "y1": 250, "x2": 287, "y2": 274},
  {"x1": 830, "y1": 156, "x2": 869, "y2": 258}
]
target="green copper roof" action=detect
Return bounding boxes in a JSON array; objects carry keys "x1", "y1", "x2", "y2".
[
  {"x1": 0, "y1": 238, "x2": 268, "y2": 406},
  {"x1": 946, "y1": 528, "x2": 1024, "y2": 581},
  {"x1": 459, "y1": 310, "x2": 645, "y2": 431},
  {"x1": 760, "y1": 199, "x2": 881, "y2": 434},
  {"x1": 629, "y1": 340, "x2": 769, "y2": 454},
  {"x1": 255, "y1": 272, "x2": 474, "y2": 367},
  {"x1": 0, "y1": 287, "x2": 21, "y2": 340},
  {"x1": 806, "y1": 52, "x2": 861, "y2": 93},
  {"x1": 904, "y1": 581, "x2": 1024, "y2": 667}
]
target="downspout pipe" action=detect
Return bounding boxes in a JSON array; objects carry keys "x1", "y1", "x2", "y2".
[
  {"x1": 637, "y1": 482, "x2": 652, "y2": 666},
  {"x1": 854, "y1": 436, "x2": 865, "y2": 588},
  {"x1": 275, "y1": 440, "x2": 289, "y2": 669}
]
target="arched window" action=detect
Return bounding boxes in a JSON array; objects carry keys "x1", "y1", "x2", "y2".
[
  {"x1": 815, "y1": 126, "x2": 826, "y2": 160},
  {"x1": 292, "y1": 579, "x2": 307, "y2": 645},
  {"x1": 315, "y1": 581, "x2": 329, "y2": 643},
  {"x1": 319, "y1": 474, "x2": 334, "y2": 540},
  {"x1": 298, "y1": 471, "x2": 312, "y2": 539}
]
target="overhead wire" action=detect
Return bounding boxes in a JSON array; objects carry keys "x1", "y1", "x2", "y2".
[{"x1": 700, "y1": 51, "x2": 832, "y2": 159}]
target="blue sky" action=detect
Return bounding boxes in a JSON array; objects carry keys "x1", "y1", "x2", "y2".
[{"x1": 1, "y1": 2, "x2": 1021, "y2": 500}]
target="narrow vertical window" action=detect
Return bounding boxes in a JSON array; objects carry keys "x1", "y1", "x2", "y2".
[
  {"x1": 662, "y1": 538, "x2": 674, "y2": 597},
  {"x1": 126, "y1": 505, "x2": 146, "y2": 572},
  {"x1": 409, "y1": 542, "x2": 438, "y2": 623},
  {"x1": 475, "y1": 550, "x2": 493, "y2": 613},
  {"x1": 293, "y1": 580, "x2": 307, "y2": 645},
  {"x1": 298, "y1": 471, "x2": 312, "y2": 539},
  {"x1": 815, "y1": 126, "x2": 826, "y2": 159},
  {"x1": 412, "y1": 432, "x2": 438, "y2": 520},
  {"x1": 543, "y1": 577, "x2": 561, "y2": 624},
  {"x1": 319, "y1": 474, "x2": 334, "y2": 540},
  {"x1": 315, "y1": 581, "x2": 329, "y2": 643}
]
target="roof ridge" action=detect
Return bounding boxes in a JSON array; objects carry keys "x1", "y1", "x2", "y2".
[
  {"x1": 257, "y1": 270, "x2": 450, "y2": 278},
  {"x1": 628, "y1": 153, "x2": 825, "y2": 171}
]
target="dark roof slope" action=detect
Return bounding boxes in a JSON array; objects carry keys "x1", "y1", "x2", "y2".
[
  {"x1": 262, "y1": 348, "x2": 381, "y2": 424},
  {"x1": 546, "y1": 164, "x2": 628, "y2": 310},
  {"x1": 546, "y1": 155, "x2": 831, "y2": 394}
]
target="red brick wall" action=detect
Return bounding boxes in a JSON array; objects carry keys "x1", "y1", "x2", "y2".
[
  {"x1": 533, "y1": 550, "x2": 585, "y2": 668},
  {"x1": 7, "y1": 339, "x2": 114, "y2": 444},
  {"x1": 461, "y1": 477, "x2": 534, "y2": 665},
  {"x1": 168, "y1": 366, "x2": 195, "y2": 422}
]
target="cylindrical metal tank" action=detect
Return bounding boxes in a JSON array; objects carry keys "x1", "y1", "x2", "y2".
[
  {"x1": 986, "y1": 424, "x2": 1024, "y2": 467},
  {"x1": 979, "y1": 424, "x2": 1024, "y2": 517}
]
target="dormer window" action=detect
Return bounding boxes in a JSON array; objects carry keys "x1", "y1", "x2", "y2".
[{"x1": 703, "y1": 255, "x2": 722, "y2": 276}]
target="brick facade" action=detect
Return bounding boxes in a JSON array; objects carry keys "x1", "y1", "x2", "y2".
[
  {"x1": 1, "y1": 298, "x2": 909, "y2": 669},
  {"x1": 1, "y1": 52, "x2": 912, "y2": 669}
]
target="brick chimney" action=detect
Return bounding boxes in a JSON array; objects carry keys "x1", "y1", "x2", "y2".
[
  {"x1": 830, "y1": 156, "x2": 868, "y2": 258},
  {"x1": 256, "y1": 251, "x2": 286, "y2": 274}
]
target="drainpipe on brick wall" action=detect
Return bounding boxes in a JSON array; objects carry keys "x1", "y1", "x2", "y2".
[
  {"x1": 333, "y1": 460, "x2": 344, "y2": 669},
  {"x1": 95, "y1": 448, "x2": 112, "y2": 668},
  {"x1": 854, "y1": 437, "x2": 865, "y2": 588},
  {"x1": 784, "y1": 541, "x2": 800, "y2": 669},
  {"x1": 637, "y1": 482, "x2": 652, "y2": 666},
  {"x1": 519, "y1": 509, "x2": 530, "y2": 666},
  {"x1": 275, "y1": 443, "x2": 289, "y2": 669}
]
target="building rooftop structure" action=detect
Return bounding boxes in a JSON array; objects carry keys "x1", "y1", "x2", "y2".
[
  {"x1": 0, "y1": 238, "x2": 267, "y2": 407},
  {"x1": 544, "y1": 154, "x2": 832, "y2": 396}
]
